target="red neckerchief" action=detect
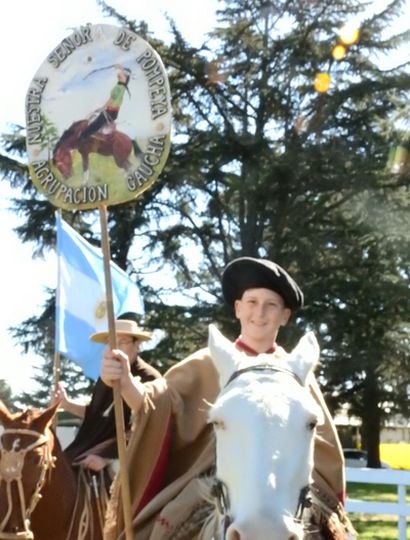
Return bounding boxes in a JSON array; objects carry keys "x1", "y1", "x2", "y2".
[{"x1": 235, "y1": 337, "x2": 277, "y2": 356}]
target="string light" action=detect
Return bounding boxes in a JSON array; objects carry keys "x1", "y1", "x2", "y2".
[
  {"x1": 332, "y1": 44, "x2": 347, "y2": 60},
  {"x1": 313, "y1": 72, "x2": 331, "y2": 93},
  {"x1": 339, "y1": 23, "x2": 360, "y2": 46}
]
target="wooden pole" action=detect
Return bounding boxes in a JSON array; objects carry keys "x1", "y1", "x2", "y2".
[
  {"x1": 53, "y1": 209, "x2": 63, "y2": 432},
  {"x1": 99, "y1": 205, "x2": 134, "y2": 540},
  {"x1": 52, "y1": 350, "x2": 61, "y2": 432}
]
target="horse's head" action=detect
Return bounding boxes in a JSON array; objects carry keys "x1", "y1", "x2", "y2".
[
  {"x1": 53, "y1": 144, "x2": 73, "y2": 179},
  {"x1": 0, "y1": 401, "x2": 59, "y2": 539},
  {"x1": 52, "y1": 120, "x2": 88, "y2": 179},
  {"x1": 208, "y1": 324, "x2": 323, "y2": 540}
]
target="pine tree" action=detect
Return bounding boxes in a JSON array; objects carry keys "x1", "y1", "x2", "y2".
[
  {"x1": 0, "y1": 379, "x2": 14, "y2": 410},
  {"x1": 9, "y1": 293, "x2": 94, "y2": 410}
]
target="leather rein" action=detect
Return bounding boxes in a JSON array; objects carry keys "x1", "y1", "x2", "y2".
[
  {"x1": 212, "y1": 364, "x2": 312, "y2": 537},
  {"x1": 0, "y1": 428, "x2": 54, "y2": 540}
]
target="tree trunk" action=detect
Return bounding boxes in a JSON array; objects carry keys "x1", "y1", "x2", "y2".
[{"x1": 361, "y1": 375, "x2": 382, "y2": 468}]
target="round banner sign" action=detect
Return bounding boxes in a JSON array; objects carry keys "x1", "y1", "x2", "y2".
[{"x1": 25, "y1": 24, "x2": 172, "y2": 210}]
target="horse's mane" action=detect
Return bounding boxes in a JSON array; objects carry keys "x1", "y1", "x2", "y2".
[
  {"x1": 53, "y1": 120, "x2": 87, "y2": 152},
  {"x1": 197, "y1": 476, "x2": 221, "y2": 540}
]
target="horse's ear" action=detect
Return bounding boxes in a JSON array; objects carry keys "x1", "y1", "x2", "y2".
[
  {"x1": 31, "y1": 401, "x2": 61, "y2": 433},
  {"x1": 287, "y1": 331, "x2": 320, "y2": 385},
  {"x1": 0, "y1": 400, "x2": 13, "y2": 427},
  {"x1": 208, "y1": 324, "x2": 242, "y2": 388}
]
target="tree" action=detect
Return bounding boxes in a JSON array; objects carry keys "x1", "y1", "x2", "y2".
[
  {"x1": 9, "y1": 293, "x2": 94, "y2": 410},
  {"x1": 1, "y1": 0, "x2": 409, "y2": 466},
  {"x1": 0, "y1": 379, "x2": 14, "y2": 410}
]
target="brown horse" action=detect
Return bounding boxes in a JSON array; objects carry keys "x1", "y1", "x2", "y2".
[
  {"x1": 52, "y1": 119, "x2": 142, "y2": 181},
  {"x1": 0, "y1": 401, "x2": 106, "y2": 540}
]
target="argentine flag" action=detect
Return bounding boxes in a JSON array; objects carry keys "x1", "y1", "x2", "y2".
[{"x1": 56, "y1": 214, "x2": 144, "y2": 379}]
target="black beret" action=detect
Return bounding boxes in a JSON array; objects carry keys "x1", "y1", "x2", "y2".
[
  {"x1": 222, "y1": 257, "x2": 304, "y2": 311},
  {"x1": 117, "y1": 311, "x2": 140, "y2": 324}
]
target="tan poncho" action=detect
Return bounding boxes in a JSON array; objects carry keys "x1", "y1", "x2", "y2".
[{"x1": 104, "y1": 346, "x2": 346, "y2": 540}]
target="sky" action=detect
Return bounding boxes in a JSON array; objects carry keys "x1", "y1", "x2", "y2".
[{"x1": 0, "y1": 0, "x2": 408, "y2": 396}]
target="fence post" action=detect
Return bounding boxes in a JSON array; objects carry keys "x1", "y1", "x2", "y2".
[
  {"x1": 345, "y1": 467, "x2": 410, "y2": 539},
  {"x1": 398, "y1": 483, "x2": 407, "y2": 540}
]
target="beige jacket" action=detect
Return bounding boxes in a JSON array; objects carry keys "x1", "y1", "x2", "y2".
[{"x1": 104, "y1": 346, "x2": 345, "y2": 540}]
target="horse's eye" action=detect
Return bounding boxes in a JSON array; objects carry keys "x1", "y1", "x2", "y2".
[{"x1": 307, "y1": 419, "x2": 318, "y2": 431}]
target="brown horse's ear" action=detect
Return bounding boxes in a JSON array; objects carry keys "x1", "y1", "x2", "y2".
[
  {"x1": 0, "y1": 400, "x2": 13, "y2": 427},
  {"x1": 31, "y1": 401, "x2": 61, "y2": 433}
]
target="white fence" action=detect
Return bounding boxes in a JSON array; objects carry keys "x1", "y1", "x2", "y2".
[{"x1": 345, "y1": 467, "x2": 410, "y2": 540}]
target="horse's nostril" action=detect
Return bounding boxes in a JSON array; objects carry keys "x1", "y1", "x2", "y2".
[{"x1": 226, "y1": 527, "x2": 241, "y2": 540}]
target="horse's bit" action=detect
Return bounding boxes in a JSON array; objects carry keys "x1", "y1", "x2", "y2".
[
  {"x1": 212, "y1": 364, "x2": 312, "y2": 537},
  {"x1": 0, "y1": 428, "x2": 54, "y2": 540}
]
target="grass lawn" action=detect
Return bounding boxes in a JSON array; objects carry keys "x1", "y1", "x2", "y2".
[
  {"x1": 352, "y1": 517, "x2": 410, "y2": 539},
  {"x1": 347, "y1": 482, "x2": 410, "y2": 539}
]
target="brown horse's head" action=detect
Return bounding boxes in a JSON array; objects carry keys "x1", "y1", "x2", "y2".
[
  {"x1": 0, "y1": 401, "x2": 59, "y2": 539},
  {"x1": 53, "y1": 144, "x2": 73, "y2": 179},
  {"x1": 52, "y1": 120, "x2": 88, "y2": 179}
]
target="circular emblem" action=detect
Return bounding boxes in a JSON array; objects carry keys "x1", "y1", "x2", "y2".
[
  {"x1": 94, "y1": 298, "x2": 107, "y2": 322},
  {"x1": 25, "y1": 24, "x2": 172, "y2": 210}
]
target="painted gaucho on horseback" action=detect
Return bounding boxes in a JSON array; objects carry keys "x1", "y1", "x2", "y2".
[
  {"x1": 27, "y1": 23, "x2": 171, "y2": 211},
  {"x1": 79, "y1": 64, "x2": 131, "y2": 141},
  {"x1": 52, "y1": 64, "x2": 142, "y2": 182}
]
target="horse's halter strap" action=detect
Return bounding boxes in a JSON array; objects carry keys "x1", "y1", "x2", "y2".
[
  {"x1": 0, "y1": 428, "x2": 53, "y2": 540},
  {"x1": 211, "y1": 478, "x2": 232, "y2": 537},
  {"x1": 214, "y1": 363, "x2": 310, "y2": 537},
  {"x1": 224, "y1": 363, "x2": 303, "y2": 389},
  {"x1": 294, "y1": 484, "x2": 312, "y2": 523}
]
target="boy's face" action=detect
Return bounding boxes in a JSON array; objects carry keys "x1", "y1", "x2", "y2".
[{"x1": 234, "y1": 288, "x2": 291, "y2": 343}]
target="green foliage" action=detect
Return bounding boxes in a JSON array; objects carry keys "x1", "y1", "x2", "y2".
[
  {"x1": 9, "y1": 292, "x2": 93, "y2": 410},
  {"x1": 15, "y1": 354, "x2": 94, "y2": 411},
  {"x1": 0, "y1": 379, "x2": 14, "y2": 410},
  {"x1": 39, "y1": 113, "x2": 60, "y2": 159}
]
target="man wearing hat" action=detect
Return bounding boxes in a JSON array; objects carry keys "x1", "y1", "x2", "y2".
[
  {"x1": 101, "y1": 259, "x2": 355, "y2": 539},
  {"x1": 52, "y1": 314, "x2": 161, "y2": 473}
]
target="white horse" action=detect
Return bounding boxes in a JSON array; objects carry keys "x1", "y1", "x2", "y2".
[{"x1": 205, "y1": 324, "x2": 323, "y2": 540}]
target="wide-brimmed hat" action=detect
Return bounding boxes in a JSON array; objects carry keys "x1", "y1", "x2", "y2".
[
  {"x1": 90, "y1": 319, "x2": 152, "y2": 343},
  {"x1": 222, "y1": 257, "x2": 304, "y2": 311}
]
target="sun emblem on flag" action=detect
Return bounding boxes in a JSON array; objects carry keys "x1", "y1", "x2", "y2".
[{"x1": 94, "y1": 299, "x2": 107, "y2": 323}]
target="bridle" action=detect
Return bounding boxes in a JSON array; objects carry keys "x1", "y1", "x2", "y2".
[
  {"x1": 211, "y1": 364, "x2": 312, "y2": 537},
  {"x1": 0, "y1": 428, "x2": 54, "y2": 540},
  {"x1": 225, "y1": 363, "x2": 303, "y2": 388}
]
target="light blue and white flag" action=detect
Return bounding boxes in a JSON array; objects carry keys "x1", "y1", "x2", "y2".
[{"x1": 56, "y1": 214, "x2": 144, "y2": 379}]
